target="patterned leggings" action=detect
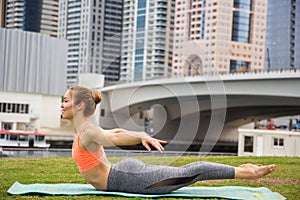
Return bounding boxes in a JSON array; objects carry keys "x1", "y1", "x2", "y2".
[{"x1": 107, "y1": 158, "x2": 235, "y2": 194}]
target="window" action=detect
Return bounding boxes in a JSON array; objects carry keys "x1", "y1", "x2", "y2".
[
  {"x1": 244, "y1": 136, "x2": 254, "y2": 152},
  {"x1": 230, "y1": 60, "x2": 249, "y2": 73},
  {"x1": 139, "y1": 112, "x2": 143, "y2": 119},
  {"x1": 9, "y1": 134, "x2": 18, "y2": 141},
  {"x1": 0, "y1": 103, "x2": 29, "y2": 114},
  {"x1": 6, "y1": 103, "x2": 12, "y2": 113},
  {"x1": 101, "y1": 109, "x2": 105, "y2": 117},
  {"x1": 36, "y1": 136, "x2": 45, "y2": 142},
  {"x1": 231, "y1": 5, "x2": 251, "y2": 43},
  {"x1": 273, "y1": 138, "x2": 284, "y2": 147},
  {"x1": 19, "y1": 135, "x2": 28, "y2": 141}
]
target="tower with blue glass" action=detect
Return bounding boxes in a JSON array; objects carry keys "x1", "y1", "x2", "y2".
[
  {"x1": 120, "y1": 0, "x2": 175, "y2": 82},
  {"x1": 229, "y1": 0, "x2": 252, "y2": 72},
  {"x1": 266, "y1": 0, "x2": 300, "y2": 70}
]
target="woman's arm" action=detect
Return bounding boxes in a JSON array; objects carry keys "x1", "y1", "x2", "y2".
[
  {"x1": 82, "y1": 126, "x2": 167, "y2": 152},
  {"x1": 103, "y1": 128, "x2": 167, "y2": 152},
  {"x1": 103, "y1": 128, "x2": 148, "y2": 145}
]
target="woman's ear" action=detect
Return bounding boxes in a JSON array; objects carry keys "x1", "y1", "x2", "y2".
[{"x1": 77, "y1": 102, "x2": 85, "y2": 111}]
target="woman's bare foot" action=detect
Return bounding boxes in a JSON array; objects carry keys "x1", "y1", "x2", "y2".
[{"x1": 235, "y1": 164, "x2": 277, "y2": 179}]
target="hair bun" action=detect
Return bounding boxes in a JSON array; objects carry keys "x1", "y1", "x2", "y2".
[{"x1": 91, "y1": 90, "x2": 102, "y2": 104}]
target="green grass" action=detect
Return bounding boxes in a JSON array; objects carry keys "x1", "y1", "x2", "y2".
[{"x1": 1, "y1": 156, "x2": 299, "y2": 199}]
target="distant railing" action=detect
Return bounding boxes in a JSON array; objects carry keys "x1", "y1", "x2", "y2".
[
  {"x1": 104, "y1": 68, "x2": 300, "y2": 87},
  {"x1": 218, "y1": 68, "x2": 300, "y2": 77}
]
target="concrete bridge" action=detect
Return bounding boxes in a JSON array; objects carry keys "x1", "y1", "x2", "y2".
[{"x1": 99, "y1": 70, "x2": 300, "y2": 152}]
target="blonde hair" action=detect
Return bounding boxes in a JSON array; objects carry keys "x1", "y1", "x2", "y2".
[{"x1": 68, "y1": 86, "x2": 102, "y2": 116}]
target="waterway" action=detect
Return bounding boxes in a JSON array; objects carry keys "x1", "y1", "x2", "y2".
[{"x1": 0, "y1": 148, "x2": 236, "y2": 158}]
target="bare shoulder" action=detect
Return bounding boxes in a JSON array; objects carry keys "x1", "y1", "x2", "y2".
[
  {"x1": 82, "y1": 125, "x2": 111, "y2": 146},
  {"x1": 84, "y1": 125, "x2": 104, "y2": 138},
  {"x1": 78, "y1": 125, "x2": 104, "y2": 150}
]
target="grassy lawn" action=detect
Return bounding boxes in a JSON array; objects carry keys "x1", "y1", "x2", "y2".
[{"x1": 1, "y1": 155, "x2": 299, "y2": 199}]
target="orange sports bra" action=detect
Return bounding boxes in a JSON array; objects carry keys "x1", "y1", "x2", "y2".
[{"x1": 72, "y1": 129, "x2": 104, "y2": 172}]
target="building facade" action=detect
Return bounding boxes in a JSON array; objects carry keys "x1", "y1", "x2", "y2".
[
  {"x1": 172, "y1": 0, "x2": 268, "y2": 76},
  {"x1": 58, "y1": 0, "x2": 123, "y2": 87},
  {"x1": 120, "y1": 0, "x2": 175, "y2": 82},
  {"x1": 0, "y1": 28, "x2": 67, "y2": 129},
  {"x1": 2, "y1": 0, "x2": 59, "y2": 37},
  {"x1": 238, "y1": 129, "x2": 300, "y2": 157},
  {"x1": 266, "y1": 0, "x2": 300, "y2": 70}
]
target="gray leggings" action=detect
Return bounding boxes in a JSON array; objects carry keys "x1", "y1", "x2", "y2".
[{"x1": 107, "y1": 158, "x2": 235, "y2": 194}]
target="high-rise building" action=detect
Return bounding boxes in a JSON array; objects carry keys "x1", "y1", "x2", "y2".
[
  {"x1": 120, "y1": 0, "x2": 175, "y2": 82},
  {"x1": 266, "y1": 0, "x2": 300, "y2": 70},
  {"x1": 59, "y1": 0, "x2": 123, "y2": 87},
  {"x1": 172, "y1": 0, "x2": 268, "y2": 76},
  {"x1": 0, "y1": 28, "x2": 67, "y2": 95},
  {"x1": 3, "y1": 0, "x2": 59, "y2": 37}
]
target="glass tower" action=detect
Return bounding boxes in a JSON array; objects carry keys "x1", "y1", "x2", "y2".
[
  {"x1": 266, "y1": 0, "x2": 300, "y2": 70},
  {"x1": 58, "y1": 0, "x2": 123, "y2": 87},
  {"x1": 120, "y1": 0, "x2": 175, "y2": 82},
  {"x1": 229, "y1": 0, "x2": 252, "y2": 72},
  {"x1": 3, "y1": 0, "x2": 59, "y2": 37}
]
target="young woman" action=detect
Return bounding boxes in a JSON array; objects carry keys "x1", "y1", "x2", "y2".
[{"x1": 61, "y1": 86, "x2": 276, "y2": 194}]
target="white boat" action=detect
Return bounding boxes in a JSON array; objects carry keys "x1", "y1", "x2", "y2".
[{"x1": 0, "y1": 130, "x2": 50, "y2": 148}]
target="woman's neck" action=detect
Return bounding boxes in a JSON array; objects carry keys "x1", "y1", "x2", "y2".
[{"x1": 71, "y1": 115, "x2": 89, "y2": 133}]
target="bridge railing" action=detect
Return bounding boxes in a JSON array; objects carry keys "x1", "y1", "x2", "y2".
[
  {"x1": 218, "y1": 68, "x2": 300, "y2": 77},
  {"x1": 104, "y1": 68, "x2": 300, "y2": 87}
]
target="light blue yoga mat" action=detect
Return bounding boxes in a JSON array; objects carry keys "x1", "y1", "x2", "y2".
[{"x1": 8, "y1": 182, "x2": 286, "y2": 200}]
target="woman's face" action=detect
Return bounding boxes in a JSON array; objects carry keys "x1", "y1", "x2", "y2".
[{"x1": 61, "y1": 90, "x2": 74, "y2": 119}]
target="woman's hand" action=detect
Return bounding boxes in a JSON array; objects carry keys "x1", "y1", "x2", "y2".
[{"x1": 141, "y1": 136, "x2": 167, "y2": 153}]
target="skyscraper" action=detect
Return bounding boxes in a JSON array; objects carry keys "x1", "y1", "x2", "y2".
[
  {"x1": 172, "y1": 0, "x2": 268, "y2": 76},
  {"x1": 120, "y1": 0, "x2": 175, "y2": 82},
  {"x1": 59, "y1": 0, "x2": 123, "y2": 87},
  {"x1": 3, "y1": 0, "x2": 59, "y2": 37},
  {"x1": 266, "y1": 0, "x2": 300, "y2": 70}
]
